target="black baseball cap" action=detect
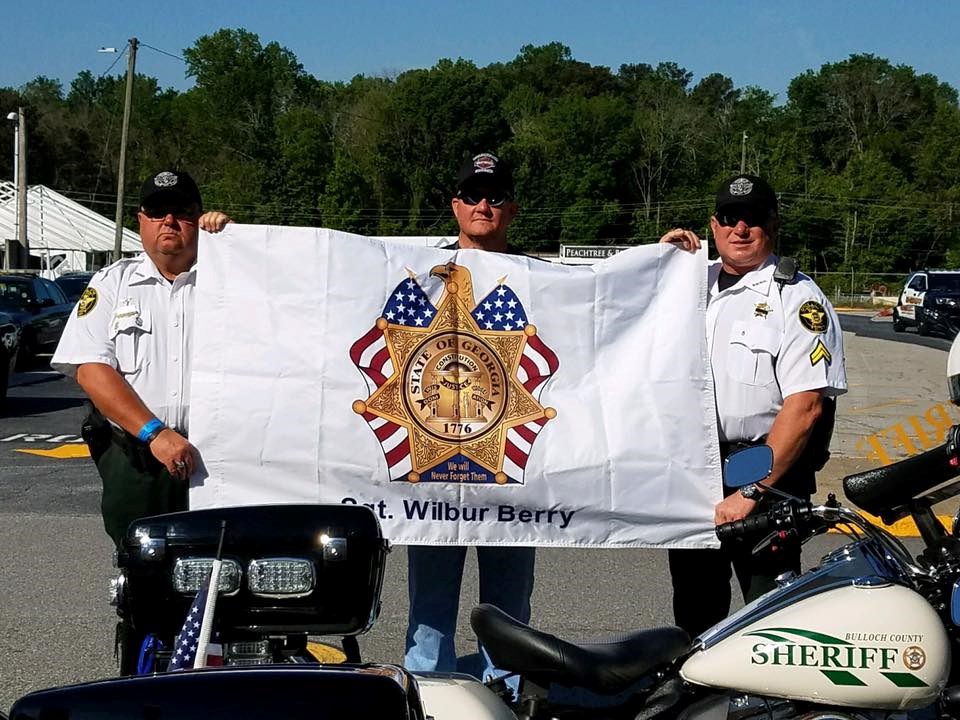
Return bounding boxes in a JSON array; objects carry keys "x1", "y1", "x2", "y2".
[
  {"x1": 139, "y1": 170, "x2": 203, "y2": 210},
  {"x1": 715, "y1": 174, "x2": 777, "y2": 218},
  {"x1": 455, "y1": 152, "x2": 514, "y2": 198}
]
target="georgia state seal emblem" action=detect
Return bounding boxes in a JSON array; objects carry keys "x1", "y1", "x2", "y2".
[{"x1": 350, "y1": 263, "x2": 559, "y2": 485}]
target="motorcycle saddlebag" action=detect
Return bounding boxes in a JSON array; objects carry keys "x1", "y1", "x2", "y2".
[{"x1": 116, "y1": 504, "x2": 388, "y2": 640}]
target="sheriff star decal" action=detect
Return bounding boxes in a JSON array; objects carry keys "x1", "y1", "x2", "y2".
[
  {"x1": 77, "y1": 287, "x2": 98, "y2": 317},
  {"x1": 798, "y1": 300, "x2": 829, "y2": 333},
  {"x1": 810, "y1": 339, "x2": 832, "y2": 367},
  {"x1": 350, "y1": 263, "x2": 559, "y2": 485}
]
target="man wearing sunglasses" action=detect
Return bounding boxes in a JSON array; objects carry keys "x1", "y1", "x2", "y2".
[
  {"x1": 53, "y1": 169, "x2": 231, "y2": 551},
  {"x1": 660, "y1": 174, "x2": 847, "y2": 637},
  {"x1": 405, "y1": 152, "x2": 534, "y2": 690}
]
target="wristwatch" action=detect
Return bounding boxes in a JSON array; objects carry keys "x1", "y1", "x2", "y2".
[{"x1": 739, "y1": 484, "x2": 762, "y2": 501}]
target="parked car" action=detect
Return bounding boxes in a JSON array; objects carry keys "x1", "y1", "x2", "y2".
[
  {"x1": 54, "y1": 270, "x2": 96, "y2": 303},
  {"x1": 0, "y1": 310, "x2": 21, "y2": 411},
  {"x1": 0, "y1": 274, "x2": 74, "y2": 368},
  {"x1": 893, "y1": 269, "x2": 960, "y2": 338}
]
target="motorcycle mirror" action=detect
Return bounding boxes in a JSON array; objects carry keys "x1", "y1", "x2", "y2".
[
  {"x1": 951, "y1": 579, "x2": 960, "y2": 627},
  {"x1": 723, "y1": 445, "x2": 773, "y2": 488}
]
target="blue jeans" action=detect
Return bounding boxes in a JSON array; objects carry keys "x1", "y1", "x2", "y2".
[{"x1": 405, "y1": 544, "x2": 536, "y2": 685}]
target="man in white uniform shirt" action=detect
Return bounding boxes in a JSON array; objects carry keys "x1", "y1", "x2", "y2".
[
  {"x1": 52, "y1": 169, "x2": 229, "y2": 549},
  {"x1": 660, "y1": 174, "x2": 847, "y2": 637}
]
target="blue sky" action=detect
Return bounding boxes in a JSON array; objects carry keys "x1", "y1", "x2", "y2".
[{"x1": 3, "y1": 1, "x2": 959, "y2": 101}]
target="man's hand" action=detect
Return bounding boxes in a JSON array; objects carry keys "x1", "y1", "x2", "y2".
[
  {"x1": 199, "y1": 211, "x2": 232, "y2": 233},
  {"x1": 714, "y1": 492, "x2": 758, "y2": 525},
  {"x1": 659, "y1": 228, "x2": 702, "y2": 252},
  {"x1": 148, "y1": 428, "x2": 196, "y2": 480}
]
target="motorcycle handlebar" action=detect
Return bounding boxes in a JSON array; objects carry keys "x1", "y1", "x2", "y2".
[
  {"x1": 715, "y1": 500, "x2": 815, "y2": 543},
  {"x1": 715, "y1": 512, "x2": 773, "y2": 542},
  {"x1": 842, "y1": 426, "x2": 960, "y2": 517}
]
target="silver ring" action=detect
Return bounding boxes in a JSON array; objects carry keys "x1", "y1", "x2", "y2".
[{"x1": 174, "y1": 460, "x2": 186, "y2": 469}]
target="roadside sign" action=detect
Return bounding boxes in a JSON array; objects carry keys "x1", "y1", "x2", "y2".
[{"x1": 558, "y1": 245, "x2": 632, "y2": 265}]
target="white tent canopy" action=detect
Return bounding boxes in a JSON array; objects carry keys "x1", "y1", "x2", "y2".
[{"x1": 0, "y1": 181, "x2": 142, "y2": 275}]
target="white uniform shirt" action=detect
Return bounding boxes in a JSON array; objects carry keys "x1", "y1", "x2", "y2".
[
  {"x1": 706, "y1": 256, "x2": 847, "y2": 443},
  {"x1": 52, "y1": 254, "x2": 195, "y2": 433}
]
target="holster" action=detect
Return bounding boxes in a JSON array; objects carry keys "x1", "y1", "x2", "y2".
[
  {"x1": 80, "y1": 402, "x2": 112, "y2": 464},
  {"x1": 804, "y1": 397, "x2": 837, "y2": 472},
  {"x1": 110, "y1": 425, "x2": 164, "y2": 474},
  {"x1": 81, "y1": 402, "x2": 165, "y2": 473}
]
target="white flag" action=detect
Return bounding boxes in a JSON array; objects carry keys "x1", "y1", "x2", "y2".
[{"x1": 189, "y1": 226, "x2": 721, "y2": 548}]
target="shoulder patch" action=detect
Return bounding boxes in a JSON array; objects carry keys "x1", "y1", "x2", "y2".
[
  {"x1": 77, "y1": 287, "x2": 98, "y2": 317},
  {"x1": 798, "y1": 300, "x2": 828, "y2": 333},
  {"x1": 810, "y1": 339, "x2": 832, "y2": 366}
]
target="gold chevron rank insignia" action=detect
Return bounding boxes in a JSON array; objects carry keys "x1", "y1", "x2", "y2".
[
  {"x1": 350, "y1": 263, "x2": 559, "y2": 485},
  {"x1": 809, "y1": 339, "x2": 832, "y2": 367}
]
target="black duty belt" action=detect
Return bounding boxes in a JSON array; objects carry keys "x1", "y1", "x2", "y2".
[{"x1": 718, "y1": 438, "x2": 767, "y2": 460}]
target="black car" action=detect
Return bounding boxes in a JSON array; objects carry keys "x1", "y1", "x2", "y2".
[
  {"x1": 0, "y1": 274, "x2": 74, "y2": 367},
  {"x1": 54, "y1": 270, "x2": 96, "y2": 303},
  {"x1": 0, "y1": 310, "x2": 21, "y2": 411}
]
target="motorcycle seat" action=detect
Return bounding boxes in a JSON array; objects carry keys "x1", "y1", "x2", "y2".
[{"x1": 470, "y1": 603, "x2": 691, "y2": 695}]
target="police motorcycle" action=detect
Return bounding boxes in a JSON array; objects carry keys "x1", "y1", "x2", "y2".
[
  {"x1": 10, "y1": 449, "x2": 960, "y2": 720},
  {"x1": 6, "y1": 501, "x2": 516, "y2": 720},
  {"x1": 11, "y1": 363, "x2": 960, "y2": 720}
]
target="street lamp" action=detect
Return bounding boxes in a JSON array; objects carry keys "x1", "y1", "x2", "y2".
[
  {"x1": 4, "y1": 110, "x2": 25, "y2": 270},
  {"x1": 4, "y1": 112, "x2": 16, "y2": 271}
]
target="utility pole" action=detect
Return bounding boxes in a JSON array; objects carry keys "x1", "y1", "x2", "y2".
[
  {"x1": 740, "y1": 131, "x2": 748, "y2": 174},
  {"x1": 113, "y1": 37, "x2": 138, "y2": 263}
]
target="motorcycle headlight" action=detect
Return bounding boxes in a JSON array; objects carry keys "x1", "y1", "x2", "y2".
[
  {"x1": 247, "y1": 558, "x2": 315, "y2": 598},
  {"x1": 936, "y1": 297, "x2": 957, "y2": 307},
  {"x1": 172, "y1": 558, "x2": 242, "y2": 595}
]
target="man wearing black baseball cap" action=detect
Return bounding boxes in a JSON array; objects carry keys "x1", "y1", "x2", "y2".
[
  {"x1": 405, "y1": 151, "x2": 533, "y2": 693},
  {"x1": 53, "y1": 168, "x2": 229, "y2": 545},
  {"x1": 448, "y1": 151, "x2": 518, "y2": 252},
  {"x1": 53, "y1": 168, "x2": 230, "y2": 671},
  {"x1": 660, "y1": 174, "x2": 847, "y2": 636}
]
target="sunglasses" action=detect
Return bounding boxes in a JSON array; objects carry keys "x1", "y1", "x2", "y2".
[
  {"x1": 458, "y1": 192, "x2": 510, "y2": 208},
  {"x1": 716, "y1": 208, "x2": 770, "y2": 228},
  {"x1": 140, "y1": 205, "x2": 199, "y2": 221}
]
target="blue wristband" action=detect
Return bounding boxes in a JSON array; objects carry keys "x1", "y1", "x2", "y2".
[{"x1": 137, "y1": 418, "x2": 165, "y2": 443}]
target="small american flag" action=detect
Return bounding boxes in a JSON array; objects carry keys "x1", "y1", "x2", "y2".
[
  {"x1": 167, "y1": 583, "x2": 209, "y2": 670},
  {"x1": 168, "y1": 566, "x2": 224, "y2": 670}
]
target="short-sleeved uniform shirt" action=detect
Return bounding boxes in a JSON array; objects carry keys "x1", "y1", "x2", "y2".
[
  {"x1": 51, "y1": 254, "x2": 196, "y2": 433},
  {"x1": 707, "y1": 255, "x2": 847, "y2": 444}
]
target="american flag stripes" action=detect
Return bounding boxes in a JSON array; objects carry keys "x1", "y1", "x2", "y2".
[{"x1": 168, "y1": 581, "x2": 212, "y2": 670}]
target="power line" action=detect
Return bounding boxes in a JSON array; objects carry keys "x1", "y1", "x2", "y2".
[
  {"x1": 139, "y1": 42, "x2": 186, "y2": 64},
  {"x1": 98, "y1": 47, "x2": 127, "y2": 78}
]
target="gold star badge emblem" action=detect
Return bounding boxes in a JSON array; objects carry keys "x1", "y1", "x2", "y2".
[{"x1": 352, "y1": 263, "x2": 558, "y2": 485}]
